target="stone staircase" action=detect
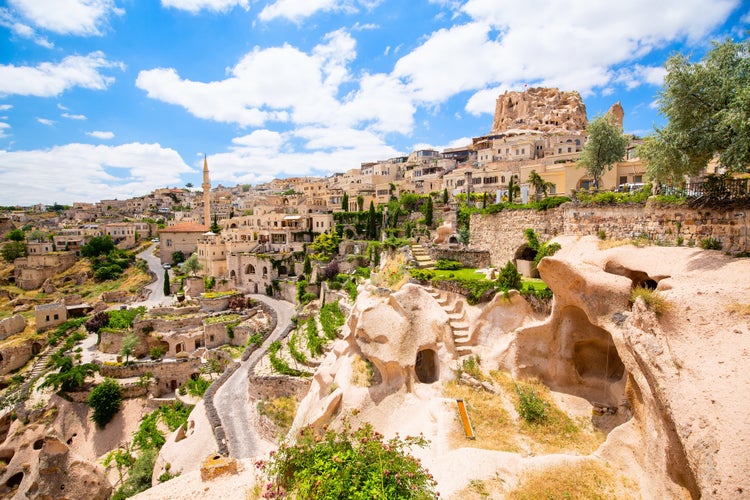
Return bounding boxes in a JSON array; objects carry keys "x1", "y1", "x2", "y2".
[
  {"x1": 427, "y1": 287, "x2": 473, "y2": 357},
  {"x1": 411, "y1": 244, "x2": 436, "y2": 269},
  {"x1": 27, "y1": 348, "x2": 56, "y2": 381}
]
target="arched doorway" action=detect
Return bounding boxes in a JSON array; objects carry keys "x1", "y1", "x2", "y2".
[{"x1": 415, "y1": 349, "x2": 438, "y2": 383}]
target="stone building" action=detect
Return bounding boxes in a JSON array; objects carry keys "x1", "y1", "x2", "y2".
[{"x1": 159, "y1": 221, "x2": 210, "y2": 265}]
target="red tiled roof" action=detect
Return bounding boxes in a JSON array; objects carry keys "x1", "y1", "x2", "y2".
[{"x1": 160, "y1": 222, "x2": 210, "y2": 233}]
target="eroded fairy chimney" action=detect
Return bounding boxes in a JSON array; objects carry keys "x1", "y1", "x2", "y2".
[{"x1": 491, "y1": 87, "x2": 588, "y2": 134}]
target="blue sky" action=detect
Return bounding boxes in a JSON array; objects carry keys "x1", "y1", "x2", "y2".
[{"x1": 0, "y1": 0, "x2": 748, "y2": 206}]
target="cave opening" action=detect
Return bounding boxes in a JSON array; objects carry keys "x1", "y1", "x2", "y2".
[{"x1": 415, "y1": 349, "x2": 438, "y2": 383}]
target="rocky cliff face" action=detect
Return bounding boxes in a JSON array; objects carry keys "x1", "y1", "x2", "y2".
[
  {"x1": 491, "y1": 87, "x2": 588, "y2": 133},
  {"x1": 290, "y1": 239, "x2": 749, "y2": 498}
]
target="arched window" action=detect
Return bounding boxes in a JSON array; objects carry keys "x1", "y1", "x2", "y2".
[{"x1": 245, "y1": 264, "x2": 255, "y2": 274}]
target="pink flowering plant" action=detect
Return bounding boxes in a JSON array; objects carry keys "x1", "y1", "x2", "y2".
[{"x1": 256, "y1": 416, "x2": 438, "y2": 499}]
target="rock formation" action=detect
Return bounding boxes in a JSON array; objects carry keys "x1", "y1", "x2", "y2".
[
  {"x1": 491, "y1": 87, "x2": 588, "y2": 133},
  {"x1": 289, "y1": 238, "x2": 750, "y2": 498}
]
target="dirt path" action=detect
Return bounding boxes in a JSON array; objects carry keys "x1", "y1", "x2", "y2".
[{"x1": 213, "y1": 294, "x2": 295, "y2": 458}]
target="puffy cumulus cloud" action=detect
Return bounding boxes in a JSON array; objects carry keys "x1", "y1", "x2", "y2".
[
  {"x1": 161, "y1": 0, "x2": 249, "y2": 14},
  {"x1": 87, "y1": 130, "x2": 114, "y2": 139},
  {"x1": 259, "y1": 0, "x2": 346, "y2": 23},
  {"x1": 7, "y1": 0, "x2": 123, "y2": 36},
  {"x1": 614, "y1": 65, "x2": 668, "y2": 90},
  {"x1": 0, "y1": 143, "x2": 194, "y2": 205},
  {"x1": 0, "y1": 105, "x2": 12, "y2": 111},
  {"x1": 137, "y1": 29, "x2": 412, "y2": 134},
  {"x1": 37, "y1": 118, "x2": 55, "y2": 126},
  {"x1": 209, "y1": 126, "x2": 399, "y2": 186},
  {"x1": 0, "y1": 52, "x2": 123, "y2": 97},
  {"x1": 393, "y1": 0, "x2": 738, "y2": 113}
]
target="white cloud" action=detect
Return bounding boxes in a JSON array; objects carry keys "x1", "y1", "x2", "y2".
[
  {"x1": 0, "y1": 122, "x2": 9, "y2": 138},
  {"x1": 37, "y1": 118, "x2": 55, "y2": 126},
  {"x1": 0, "y1": 52, "x2": 123, "y2": 97},
  {"x1": 614, "y1": 64, "x2": 667, "y2": 90},
  {"x1": 207, "y1": 126, "x2": 398, "y2": 186},
  {"x1": 87, "y1": 130, "x2": 114, "y2": 139},
  {"x1": 392, "y1": 0, "x2": 738, "y2": 111},
  {"x1": 137, "y1": 29, "x2": 410, "y2": 134},
  {"x1": 742, "y1": 10, "x2": 750, "y2": 24},
  {"x1": 0, "y1": 105, "x2": 12, "y2": 111},
  {"x1": 7, "y1": 0, "x2": 123, "y2": 36},
  {"x1": 62, "y1": 113, "x2": 87, "y2": 120},
  {"x1": 258, "y1": 0, "x2": 379, "y2": 23},
  {"x1": 0, "y1": 10, "x2": 54, "y2": 48},
  {"x1": 160, "y1": 0, "x2": 249, "y2": 14},
  {"x1": 0, "y1": 143, "x2": 194, "y2": 205}
]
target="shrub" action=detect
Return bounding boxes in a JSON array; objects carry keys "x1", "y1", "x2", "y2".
[
  {"x1": 319, "y1": 301, "x2": 345, "y2": 340},
  {"x1": 533, "y1": 241, "x2": 560, "y2": 267},
  {"x1": 435, "y1": 259, "x2": 462, "y2": 270},
  {"x1": 497, "y1": 261, "x2": 522, "y2": 291},
  {"x1": 514, "y1": 384, "x2": 549, "y2": 424},
  {"x1": 305, "y1": 319, "x2": 324, "y2": 357},
  {"x1": 699, "y1": 237, "x2": 722, "y2": 250},
  {"x1": 149, "y1": 346, "x2": 165, "y2": 360},
  {"x1": 184, "y1": 377, "x2": 211, "y2": 397},
  {"x1": 258, "y1": 419, "x2": 437, "y2": 499},
  {"x1": 631, "y1": 286, "x2": 672, "y2": 315},
  {"x1": 533, "y1": 196, "x2": 570, "y2": 211},
  {"x1": 87, "y1": 378, "x2": 122, "y2": 427}
]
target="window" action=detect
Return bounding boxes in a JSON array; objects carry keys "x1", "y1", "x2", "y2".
[
  {"x1": 166, "y1": 239, "x2": 172, "y2": 247},
  {"x1": 54, "y1": 314, "x2": 59, "y2": 320},
  {"x1": 619, "y1": 176, "x2": 628, "y2": 185},
  {"x1": 634, "y1": 175, "x2": 643, "y2": 183}
]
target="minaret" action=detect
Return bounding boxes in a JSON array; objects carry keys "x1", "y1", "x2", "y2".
[{"x1": 202, "y1": 155, "x2": 211, "y2": 227}]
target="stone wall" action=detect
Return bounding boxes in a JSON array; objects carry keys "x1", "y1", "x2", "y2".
[
  {"x1": 247, "y1": 375, "x2": 310, "y2": 402},
  {"x1": 0, "y1": 315, "x2": 26, "y2": 341},
  {"x1": 470, "y1": 204, "x2": 749, "y2": 267},
  {"x1": 470, "y1": 207, "x2": 563, "y2": 267},
  {"x1": 99, "y1": 358, "x2": 202, "y2": 397},
  {"x1": 13, "y1": 252, "x2": 77, "y2": 290},
  {"x1": 0, "y1": 340, "x2": 33, "y2": 376},
  {"x1": 430, "y1": 248, "x2": 491, "y2": 269}
]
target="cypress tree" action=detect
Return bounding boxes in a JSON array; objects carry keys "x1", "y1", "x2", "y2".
[
  {"x1": 367, "y1": 201, "x2": 377, "y2": 240},
  {"x1": 163, "y1": 269, "x2": 170, "y2": 296}
]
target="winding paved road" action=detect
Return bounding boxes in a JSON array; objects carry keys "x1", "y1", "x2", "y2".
[
  {"x1": 136, "y1": 244, "x2": 171, "y2": 308},
  {"x1": 213, "y1": 294, "x2": 295, "y2": 458}
]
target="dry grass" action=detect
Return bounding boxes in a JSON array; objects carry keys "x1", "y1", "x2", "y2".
[
  {"x1": 453, "y1": 475, "x2": 506, "y2": 499},
  {"x1": 371, "y1": 253, "x2": 409, "y2": 290},
  {"x1": 442, "y1": 381, "x2": 519, "y2": 452},
  {"x1": 727, "y1": 302, "x2": 750, "y2": 316},
  {"x1": 631, "y1": 286, "x2": 672, "y2": 315},
  {"x1": 507, "y1": 459, "x2": 629, "y2": 500},
  {"x1": 257, "y1": 396, "x2": 298, "y2": 438},
  {"x1": 597, "y1": 239, "x2": 632, "y2": 250},
  {"x1": 350, "y1": 355, "x2": 374, "y2": 387},
  {"x1": 491, "y1": 371, "x2": 605, "y2": 455}
]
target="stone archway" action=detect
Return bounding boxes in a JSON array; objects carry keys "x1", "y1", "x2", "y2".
[{"x1": 415, "y1": 349, "x2": 438, "y2": 383}]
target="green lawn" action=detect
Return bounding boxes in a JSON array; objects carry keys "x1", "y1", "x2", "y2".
[{"x1": 432, "y1": 268, "x2": 549, "y2": 290}]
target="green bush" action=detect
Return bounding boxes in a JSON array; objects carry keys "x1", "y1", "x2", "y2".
[
  {"x1": 305, "y1": 318, "x2": 324, "y2": 357},
  {"x1": 319, "y1": 301, "x2": 345, "y2": 340},
  {"x1": 110, "y1": 448, "x2": 157, "y2": 500},
  {"x1": 699, "y1": 237, "x2": 723, "y2": 250},
  {"x1": 259, "y1": 419, "x2": 437, "y2": 499},
  {"x1": 87, "y1": 378, "x2": 122, "y2": 427},
  {"x1": 515, "y1": 384, "x2": 549, "y2": 424},
  {"x1": 497, "y1": 261, "x2": 522, "y2": 291},
  {"x1": 184, "y1": 377, "x2": 211, "y2": 397},
  {"x1": 435, "y1": 259, "x2": 462, "y2": 270},
  {"x1": 533, "y1": 196, "x2": 570, "y2": 211}
]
